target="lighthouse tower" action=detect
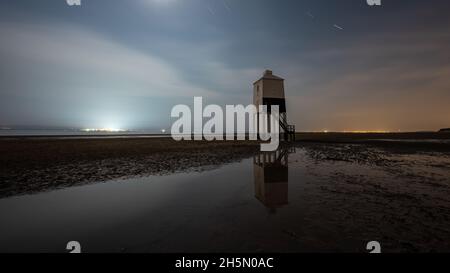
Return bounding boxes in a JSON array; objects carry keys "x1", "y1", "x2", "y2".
[{"x1": 253, "y1": 70, "x2": 295, "y2": 141}]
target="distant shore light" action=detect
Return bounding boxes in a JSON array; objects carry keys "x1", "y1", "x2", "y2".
[{"x1": 81, "y1": 128, "x2": 126, "y2": 133}]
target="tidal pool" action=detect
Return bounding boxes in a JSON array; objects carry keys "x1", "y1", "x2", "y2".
[{"x1": 0, "y1": 146, "x2": 449, "y2": 253}]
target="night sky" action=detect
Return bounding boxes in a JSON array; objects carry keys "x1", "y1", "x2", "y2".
[{"x1": 0, "y1": 0, "x2": 449, "y2": 131}]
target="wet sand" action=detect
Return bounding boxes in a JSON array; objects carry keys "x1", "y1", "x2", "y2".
[
  {"x1": 0, "y1": 133, "x2": 450, "y2": 252},
  {"x1": 295, "y1": 144, "x2": 450, "y2": 252},
  {"x1": 0, "y1": 133, "x2": 449, "y2": 199},
  {"x1": 0, "y1": 138, "x2": 261, "y2": 198}
]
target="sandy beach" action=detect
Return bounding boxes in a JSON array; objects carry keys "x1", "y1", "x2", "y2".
[
  {"x1": 1, "y1": 133, "x2": 450, "y2": 252},
  {"x1": 1, "y1": 133, "x2": 449, "y2": 199},
  {"x1": 0, "y1": 137, "x2": 262, "y2": 198}
]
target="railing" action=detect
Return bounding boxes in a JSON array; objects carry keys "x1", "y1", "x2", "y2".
[
  {"x1": 279, "y1": 114, "x2": 296, "y2": 141},
  {"x1": 280, "y1": 115, "x2": 295, "y2": 133}
]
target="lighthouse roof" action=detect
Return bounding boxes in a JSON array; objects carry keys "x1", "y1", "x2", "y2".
[{"x1": 254, "y1": 70, "x2": 284, "y2": 84}]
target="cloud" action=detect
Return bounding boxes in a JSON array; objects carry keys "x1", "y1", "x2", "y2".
[
  {"x1": 0, "y1": 21, "x2": 263, "y2": 127},
  {"x1": 0, "y1": 22, "x2": 217, "y2": 99}
]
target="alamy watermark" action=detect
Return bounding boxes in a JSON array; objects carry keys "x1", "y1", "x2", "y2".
[
  {"x1": 367, "y1": 0, "x2": 382, "y2": 6},
  {"x1": 171, "y1": 97, "x2": 280, "y2": 152},
  {"x1": 366, "y1": 241, "x2": 382, "y2": 253},
  {"x1": 66, "y1": 241, "x2": 81, "y2": 253},
  {"x1": 66, "y1": 0, "x2": 81, "y2": 6}
]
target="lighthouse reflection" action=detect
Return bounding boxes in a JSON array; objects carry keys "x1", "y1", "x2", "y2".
[{"x1": 253, "y1": 147, "x2": 294, "y2": 213}]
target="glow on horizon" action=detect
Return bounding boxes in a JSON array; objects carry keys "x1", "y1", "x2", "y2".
[
  {"x1": 342, "y1": 130, "x2": 393, "y2": 133},
  {"x1": 81, "y1": 127, "x2": 127, "y2": 133},
  {"x1": 313, "y1": 130, "x2": 393, "y2": 134}
]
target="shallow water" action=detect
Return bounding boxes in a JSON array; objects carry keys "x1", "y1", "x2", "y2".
[{"x1": 0, "y1": 147, "x2": 449, "y2": 253}]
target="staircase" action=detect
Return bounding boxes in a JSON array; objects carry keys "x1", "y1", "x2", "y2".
[{"x1": 279, "y1": 114, "x2": 296, "y2": 142}]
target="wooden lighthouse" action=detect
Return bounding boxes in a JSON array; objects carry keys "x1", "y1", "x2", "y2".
[{"x1": 253, "y1": 70, "x2": 295, "y2": 141}]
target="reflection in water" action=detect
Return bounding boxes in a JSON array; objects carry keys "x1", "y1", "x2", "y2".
[
  {"x1": 1, "y1": 146, "x2": 449, "y2": 252},
  {"x1": 253, "y1": 147, "x2": 295, "y2": 213}
]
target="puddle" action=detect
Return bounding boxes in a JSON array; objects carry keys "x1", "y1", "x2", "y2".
[{"x1": 0, "y1": 147, "x2": 449, "y2": 253}]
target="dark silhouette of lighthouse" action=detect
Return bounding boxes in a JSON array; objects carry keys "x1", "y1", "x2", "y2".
[
  {"x1": 253, "y1": 148, "x2": 294, "y2": 213},
  {"x1": 253, "y1": 70, "x2": 295, "y2": 141}
]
